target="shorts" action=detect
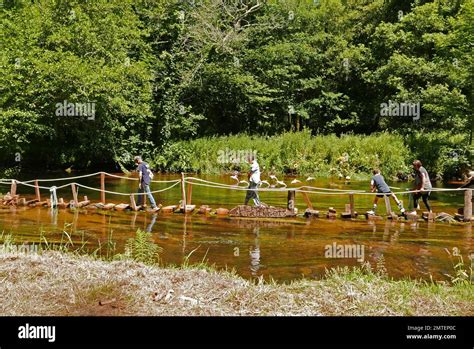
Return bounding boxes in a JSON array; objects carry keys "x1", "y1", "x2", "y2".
[{"x1": 376, "y1": 192, "x2": 392, "y2": 198}]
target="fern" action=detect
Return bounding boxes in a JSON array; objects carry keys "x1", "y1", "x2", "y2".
[
  {"x1": 445, "y1": 247, "x2": 472, "y2": 285},
  {"x1": 120, "y1": 229, "x2": 163, "y2": 265}
]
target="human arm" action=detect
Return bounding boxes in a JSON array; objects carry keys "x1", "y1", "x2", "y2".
[{"x1": 138, "y1": 164, "x2": 143, "y2": 189}]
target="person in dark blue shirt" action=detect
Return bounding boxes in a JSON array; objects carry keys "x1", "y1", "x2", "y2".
[
  {"x1": 134, "y1": 156, "x2": 158, "y2": 210},
  {"x1": 368, "y1": 168, "x2": 405, "y2": 215}
]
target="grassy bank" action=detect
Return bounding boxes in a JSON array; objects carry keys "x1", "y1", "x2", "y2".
[
  {"x1": 0, "y1": 251, "x2": 472, "y2": 316},
  {"x1": 152, "y1": 131, "x2": 471, "y2": 180}
]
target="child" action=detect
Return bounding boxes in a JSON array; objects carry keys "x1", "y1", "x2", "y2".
[{"x1": 368, "y1": 168, "x2": 405, "y2": 215}]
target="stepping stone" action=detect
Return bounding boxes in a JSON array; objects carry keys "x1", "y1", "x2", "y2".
[
  {"x1": 304, "y1": 209, "x2": 319, "y2": 218},
  {"x1": 198, "y1": 205, "x2": 212, "y2": 214},
  {"x1": 114, "y1": 203, "x2": 130, "y2": 211},
  {"x1": 216, "y1": 208, "x2": 229, "y2": 216},
  {"x1": 162, "y1": 205, "x2": 177, "y2": 213}
]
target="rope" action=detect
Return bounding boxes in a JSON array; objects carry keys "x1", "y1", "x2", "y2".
[
  {"x1": 13, "y1": 180, "x2": 52, "y2": 190},
  {"x1": 20, "y1": 172, "x2": 103, "y2": 183},
  {"x1": 2, "y1": 173, "x2": 471, "y2": 201},
  {"x1": 103, "y1": 172, "x2": 180, "y2": 184},
  {"x1": 74, "y1": 181, "x2": 181, "y2": 196},
  {"x1": 12, "y1": 179, "x2": 180, "y2": 196},
  {"x1": 185, "y1": 177, "x2": 365, "y2": 193},
  {"x1": 16, "y1": 171, "x2": 180, "y2": 184},
  {"x1": 183, "y1": 177, "x2": 471, "y2": 196},
  {"x1": 184, "y1": 180, "x2": 367, "y2": 194}
]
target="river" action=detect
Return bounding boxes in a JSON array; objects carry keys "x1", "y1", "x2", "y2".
[{"x1": 0, "y1": 173, "x2": 472, "y2": 282}]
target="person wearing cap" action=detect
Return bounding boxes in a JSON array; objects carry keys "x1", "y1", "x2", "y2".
[{"x1": 134, "y1": 156, "x2": 158, "y2": 210}]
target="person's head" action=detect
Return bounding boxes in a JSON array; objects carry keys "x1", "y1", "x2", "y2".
[
  {"x1": 372, "y1": 168, "x2": 381, "y2": 175},
  {"x1": 247, "y1": 153, "x2": 256, "y2": 164},
  {"x1": 134, "y1": 155, "x2": 142, "y2": 164},
  {"x1": 412, "y1": 160, "x2": 422, "y2": 170}
]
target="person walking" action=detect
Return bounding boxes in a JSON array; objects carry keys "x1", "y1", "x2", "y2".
[
  {"x1": 367, "y1": 168, "x2": 405, "y2": 215},
  {"x1": 134, "y1": 156, "x2": 158, "y2": 211},
  {"x1": 244, "y1": 155, "x2": 261, "y2": 207},
  {"x1": 408, "y1": 160, "x2": 432, "y2": 214}
]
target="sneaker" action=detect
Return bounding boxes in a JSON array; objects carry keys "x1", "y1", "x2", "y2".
[
  {"x1": 367, "y1": 210, "x2": 375, "y2": 215},
  {"x1": 400, "y1": 207, "x2": 406, "y2": 214}
]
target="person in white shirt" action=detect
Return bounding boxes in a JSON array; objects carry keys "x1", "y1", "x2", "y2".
[{"x1": 244, "y1": 155, "x2": 261, "y2": 206}]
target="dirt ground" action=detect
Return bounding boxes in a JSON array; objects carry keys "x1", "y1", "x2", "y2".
[{"x1": 0, "y1": 251, "x2": 472, "y2": 316}]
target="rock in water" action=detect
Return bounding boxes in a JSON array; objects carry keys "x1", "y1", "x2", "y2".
[{"x1": 229, "y1": 205, "x2": 296, "y2": 218}]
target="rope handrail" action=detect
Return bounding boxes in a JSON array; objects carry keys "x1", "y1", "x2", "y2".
[
  {"x1": 184, "y1": 176, "x2": 365, "y2": 193},
  {"x1": 8, "y1": 171, "x2": 180, "y2": 184},
  {"x1": 102, "y1": 172, "x2": 180, "y2": 184},
  {"x1": 11, "y1": 179, "x2": 180, "y2": 196},
  {"x1": 20, "y1": 172, "x2": 103, "y2": 183},
  {"x1": 184, "y1": 177, "x2": 471, "y2": 196},
  {"x1": 1, "y1": 174, "x2": 471, "y2": 200},
  {"x1": 184, "y1": 180, "x2": 369, "y2": 195},
  {"x1": 74, "y1": 181, "x2": 181, "y2": 196}
]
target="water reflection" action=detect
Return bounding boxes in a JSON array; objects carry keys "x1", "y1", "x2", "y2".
[
  {"x1": 249, "y1": 227, "x2": 261, "y2": 276},
  {"x1": 49, "y1": 208, "x2": 58, "y2": 226},
  {"x1": 0, "y1": 205, "x2": 472, "y2": 282},
  {"x1": 146, "y1": 213, "x2": 158, "y2": 233}
]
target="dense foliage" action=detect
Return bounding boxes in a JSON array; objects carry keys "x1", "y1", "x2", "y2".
[
  {"x1": 154, "y1": 131, "x2": 469, "y2": 179},
  {"x1": 1, "y1": 0, "x2": 472, "y2": 178}
]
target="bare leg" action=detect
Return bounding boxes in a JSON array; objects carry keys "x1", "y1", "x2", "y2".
[{"x1": 391, "y1": 193, "x2": 405, "y2": 212}]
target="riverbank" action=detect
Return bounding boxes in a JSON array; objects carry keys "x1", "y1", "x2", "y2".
[
  {"x1": 1, "y1": 251, "x2": 472, "y2": 316},
  {"x1": 152, "y1": 131, "x2": 471, "y2": 181},
  {"x1": 1, "y1": 131, "x2": 470, "y2": 181}
]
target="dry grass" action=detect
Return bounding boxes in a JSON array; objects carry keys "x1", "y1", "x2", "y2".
[{"x1": 0, "y1": 251, "x2": 472, "y2": 316}]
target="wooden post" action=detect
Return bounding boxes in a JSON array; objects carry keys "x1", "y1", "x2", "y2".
[
  {"x1": 464, "y1": 189, "x2": 472, "y2": 222},
  {"x1": 287, "y1": 190, "x2": 296, "y2": 211},
  {"x1": 130, "y1": 194, "x2": 137, "y2": 211},
  {"x1": 181, "y1": 172, "x2": 187, "y2": 213},
  {"x1": 100, "y1": 172, "x2": 105, "y2": 204},
  {"x1": 383, "y1": 194, "x2": 392, "y2": 215},
  {"x1": 349, "y1": 193, "x2": 355, "y2": 218},
  {"x1": 10, "y1": 180, "x2": 17, "y2": 197},
  {"x1": 187, "y1": 182, "x2": 193, "y2": 205},
  {"x1": 35, "y1": 180, "x2": 41, "y2": 201},
  {"x1": 71, "y1": 183, "x2": 79, "y2": 207}
]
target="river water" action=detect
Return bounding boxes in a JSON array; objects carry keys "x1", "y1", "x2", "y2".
[{"x1": 0, "y1": 173, "x2": 472, "y2": 282}]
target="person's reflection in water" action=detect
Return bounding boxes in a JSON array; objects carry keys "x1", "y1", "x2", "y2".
[
  {"x1": 49, "y1": 208, "x2": 58, "y2": 226},
  {"x1": 249, "y1": 227, "x2": 261, "y2": 276},
  {"x1": 146, "y1": 214, "x2": 158, "y2": 233}
]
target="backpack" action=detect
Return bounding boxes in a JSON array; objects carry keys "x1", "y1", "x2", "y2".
[{"x1": 147, "y1": 165, "x2": 154, "y2": 180}]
